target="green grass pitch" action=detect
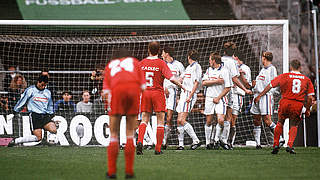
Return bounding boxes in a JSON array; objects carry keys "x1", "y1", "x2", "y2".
[{"x1": 1, "y1": 146, "x2": 320, "y2": 180}]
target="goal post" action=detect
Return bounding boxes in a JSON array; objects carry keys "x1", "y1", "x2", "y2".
[{"x1": 0, "y1": 20, "x2": 289, "y2": 146}]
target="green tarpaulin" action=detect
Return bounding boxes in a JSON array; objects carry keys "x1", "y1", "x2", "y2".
[{"x1": 16, "y1": 0, "x2": 190, "y2": 20}]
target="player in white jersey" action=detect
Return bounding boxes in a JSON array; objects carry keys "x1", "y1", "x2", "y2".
[
  {"x1": 220, "y1": 42, "x2": 252, "y2": 149},
  {"x1": 228, "y1": 51, "x2": 252, "y2": 147},
  {"x1": 202, "y1": 52, "x2": 231, "y2": 149},
  {"x1": 161, "y1": 46, "x2": 185, "y2": 148},
  {"x1": 176, "y1": 50, "x2": 202, "y2": 150},
  {"x1": 250, "y1": 51, "x2": 278, "y2": 149}
]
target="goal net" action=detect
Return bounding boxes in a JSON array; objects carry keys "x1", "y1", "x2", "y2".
[{"x1": 0, "y1": 20, "x2": 288, "y2": 146}]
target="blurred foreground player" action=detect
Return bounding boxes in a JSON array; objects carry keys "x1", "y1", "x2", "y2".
[
  {"x1": 254, "y1": 59, "x2": 314, "y2": 154},
  {"x1": 137, "y1": 41, "x2": 184, "y2": 155},
  {"x1": 8, "y1": 75, "x2": 56, "y2": 146},
  {"x1": 103, "y1": 48, "x2": 146, "y2": 179}
]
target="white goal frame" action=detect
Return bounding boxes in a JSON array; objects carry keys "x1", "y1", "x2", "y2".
[{"x1": 0, "y1": 20, "x2": 291, "y2": 146}]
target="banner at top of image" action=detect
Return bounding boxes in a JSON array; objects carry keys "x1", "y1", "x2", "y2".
[{"x1": 16, "y1": 0, "x2": 190, "y2": 20}]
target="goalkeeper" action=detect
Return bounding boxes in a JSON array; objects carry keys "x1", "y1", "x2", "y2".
[{"x1": 8, "y1": 75, "x2": 57, "y2": 147}]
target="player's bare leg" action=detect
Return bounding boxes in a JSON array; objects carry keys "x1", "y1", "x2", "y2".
[
  {"x1": 107, "y1": 115, "x2": 121, "y2": 178},
  {"x1": 136, "y1": 112, "x2": 150, "y2": 155},
  {"x1": 125, "y1": 115, "x2": 137, "y2": 177},
  {"x1": 228, "y1": 113, "x2": 238, "y2": 148},
  {"x1": 205, "y1": 114, "x2": 213, "y2": 149},
  {"x1": 253, "y1": 114, "x2": 262, "y2": 149},
  {"x1": 163, "y1": 109, "x2": 173, "y2": 148},
  {"x1": 155, "y1": 112, "x2": 165, "y2": 154},
  {"x1": 43, "y1": 122, "x2": 58, "y2": 145}
]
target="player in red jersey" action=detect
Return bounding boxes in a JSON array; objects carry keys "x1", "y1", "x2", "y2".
[
  {"x1": 254, "y1": 59, "x2": 314, "y2": 154},
  {"x1": 137, "y1": 41, "x2": 185, "y2": 155},
  {"x1": 103, "y1": 48, "x2": 146, "y2": 179}
]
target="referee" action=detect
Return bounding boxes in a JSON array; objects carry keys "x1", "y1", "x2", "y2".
[{"x1": 8, "y1": 75, "x2": 57, "y2": 146}]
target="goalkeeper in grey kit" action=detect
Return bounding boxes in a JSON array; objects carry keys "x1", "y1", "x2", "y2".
[{"x1": 8, "y1": 75, "x2": 57, "y2": 147}]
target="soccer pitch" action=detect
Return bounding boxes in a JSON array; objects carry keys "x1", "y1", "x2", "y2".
[{"x1": 1, "y1": 146, "x2": 320, "y2": 180}]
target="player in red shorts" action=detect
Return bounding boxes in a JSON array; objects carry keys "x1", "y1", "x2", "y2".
[
  {"x1": 103, "y1": 48, "x2": 146, "y2": 179},
  {"x1": 137, "y1": 41, "x2": 185, "y2": 155},
  {"x1": 254, "y1": 59, "x2": 314, "y2": 154}
]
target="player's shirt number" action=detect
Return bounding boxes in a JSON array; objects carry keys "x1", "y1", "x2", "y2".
[
  {"x1": 146, "y1": 72, "x2": 154, "y2": 87},
  {"x1": 292, "y1": 79, "x2": 301, "y2": 94},
  {"x1": 109, "y1": 58, "x2": 134, "y2": 77}
]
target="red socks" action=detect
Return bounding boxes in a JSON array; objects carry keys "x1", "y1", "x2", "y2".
[
  {"x1": 288, "y1": 126, "x2": 298, "y2": 148},
  {"x1": 273, "y1": 122, "x2": 283, "y2": 147},
  {"x1": 107, "y1": 138, "x2": 119, "y2": 176},
  {"x1": 155, "y1": 126, "x2": 164, "y2": 152},
  {"x1": 107, "y1": 137, "x2": 136, "y2": 176},
  {"x1": 125, "y1": 137, "x2": 135, "y2": 176},
  {"x1": 137, "y1": 123, "x2": 147, "y2": 144}
]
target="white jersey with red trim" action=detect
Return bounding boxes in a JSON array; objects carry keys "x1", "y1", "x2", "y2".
[
  {"x1": 163, "y1": 60, "x2": 185, "y2": 89},
  {"x1": 253, "y1": 64, "x2": 277, "y2": 94},
  {"x1": 202, "y1": 66, "x2": 231, "y2": 98},
  {"x1": 181, "y1": 62, "x2": 202, "y2": 92},
  {"x1": 221, "y1": 56, "x2": 239, "y2": 87}
]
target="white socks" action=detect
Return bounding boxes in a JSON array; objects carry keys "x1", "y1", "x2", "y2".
[
  {"x1": 214, "y1": 123, "x2": 223, "y2": 142},
  {"x1": 184, "y1": 122, "x2": 200, "y2": 144},
  {"x1": 204, "y1": 124, "x2": 212, "y2": 145},
  {"x1": 177, "y1": 125, "x2": 184, "y2": 147},
  {"x1": 221, "y1": 121, "x2": 230, "y2": 144},
  {"x1": 15, "y1": 135, "x2": 38, "y2": 144},
  {"x1": 253, "y1": 126, "x2": 261, "y2": 145}
]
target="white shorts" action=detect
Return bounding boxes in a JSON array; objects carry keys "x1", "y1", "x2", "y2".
[
  {"x1": 176, "y1": 91, "x2": 197, "y2": 113},
  {"x1": 165, "y1": 88, "x2": 178, "y2": 111},
  {"x1": 231, "y1": 93, "x2": 244, "y2": 114},
  {"x1": 204, "y1": 96, "x2": 228, "y2": 115},
  {"x1": 250, "y1": 93, "x2": 274, "y2": 115}
]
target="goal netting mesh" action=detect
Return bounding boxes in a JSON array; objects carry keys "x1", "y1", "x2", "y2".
[{"x1": 0, "y1": 21, "x2": 287, "y2": 146}]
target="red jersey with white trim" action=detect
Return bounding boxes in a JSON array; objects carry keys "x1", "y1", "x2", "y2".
[
  {"x1": 139, "y1": 56, "x2": 173, "y2": 91},
  {"x1": 271, "y1": 71, "x2": 315, "y2": 101},
  {"x1": 103, "y1": 57, "x2": 145, "y2": 91}
]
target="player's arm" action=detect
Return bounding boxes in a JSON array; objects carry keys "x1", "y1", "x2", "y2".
[
  {"x1": 47, "y1": 92, "x2": 54, "y2": 115},
  {"x1": 13, "y1": 87, "x2": 31, "y2": 113},
  {"x1": 254, "y1": 83, "x2": 272, "y2": 104},
  {"x1": 169, "y1": 76, "x2": 185, "y2": 92},
  {"x1": 213, "y1": 87, "x2": 231, "y2": 104},
  {"x1": 186, "y1": 80, "x2": 199, "y2": 103},
  {"x1": 304, "y1": 95, "x2": 313, "y2": 117},
  {"x1": 305, "y1": 79, "x2": 316, "y2": 117},
  {"x1": 254, "y1": 73, "x2": 283, "y2": 104},
  {"x1": 202, "y1": 78, "x2": 224, "y2": 86},
  {"x1": 239, "y1": 70, "x2": 251, "y2": 89},
  {"x1": 162, "y1": 61, "x2": 185, "y2": 91},
  {"x1": 232, "y1": 76, "x2": 252, "y2": 94}
]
